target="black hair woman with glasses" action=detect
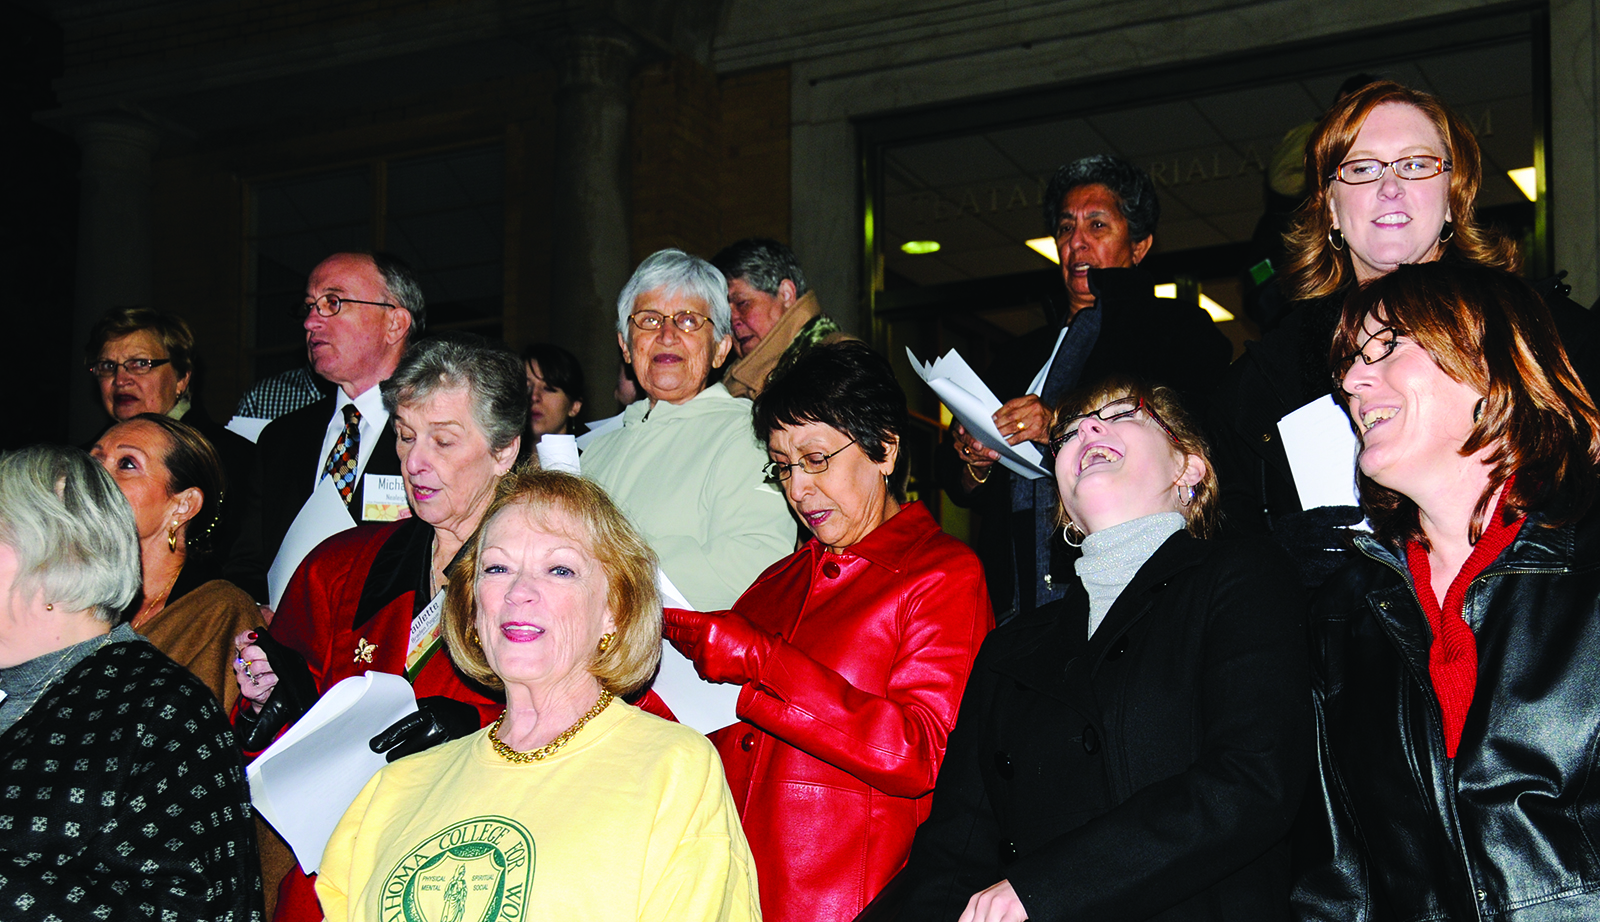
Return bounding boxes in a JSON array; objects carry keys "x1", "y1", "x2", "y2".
[
  {"x1": 895, "y1": 375, "x2": 1310, "y2": 922},
  {"x1": 663, "y1": 341, "x2": 993, "y2": 922}
]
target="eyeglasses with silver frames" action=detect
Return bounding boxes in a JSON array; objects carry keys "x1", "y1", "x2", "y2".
[
  {"x1": 88, "y1": 357, "x2": 173, "y2": 378},
  {"x1": 763, "y1": 438, "x2": 858, "y2": 484},
  {"x1": 296, "y1": 293, "x2": 396, "y2": 320}
]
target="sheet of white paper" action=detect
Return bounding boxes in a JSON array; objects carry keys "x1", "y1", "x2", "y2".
[
  {"x1": 1278, "y1": 394, "x2": 1363, "y2": 511},
  {"x1": 247, "y1": 672, "x2": 418, "y2": 874},
  {"x1": 907, "y1": 348, "x2": 1049, "y2": 480},
  {"x1": 536, "y1": 434, "x2": 581, "y2": 474},
  {"x1": 575, "y1": 412, "x2": 625, "y2": 450},
  {"x1": 651, "y1": 569, "x2": 741, "y2": 735},
  {"x1": 225, "y1": 416, "x2": 272, "y2": 443},
  {"x1": 268, "y1": 477, "x2": 356, "y2": 609},
  {"x1": 1025, "y1": 327, "x2": 1071, "y2": 397}
]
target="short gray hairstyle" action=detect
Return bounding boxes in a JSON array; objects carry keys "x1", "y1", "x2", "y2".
[
  {"x1": 381, "y1": 333, "x2": 528, "y2": 454},
  {"x1": 369, "y1": 251, "x2": 427, "y2": 342},
  {"x1": 615, "y1": 249, "x2": 731, "y2": 346},
  {"x1": 0, "y1": 446, "x2": 140, "y2": 624},
  {"x1": 710, "y1": 238, "x2": 811, "y2": 299}
]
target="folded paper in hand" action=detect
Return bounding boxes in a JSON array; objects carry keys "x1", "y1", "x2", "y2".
[
  {"x1": 906, "y1": 347, "x2": 1049, "y2": 480},
  {"x1": 651, "y1": 569, "x2": 741, "y2": 735},
  {"x1": 1277, "y1": 394, "x2": 1367, "y2": 520},
  {"x1": 247, "y1": 672, "x2": 418, "y2": 874}
]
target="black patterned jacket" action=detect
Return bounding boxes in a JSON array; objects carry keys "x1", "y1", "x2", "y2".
[{"x1": 0, "y1": 637, "x2": 264, "y2": 921}]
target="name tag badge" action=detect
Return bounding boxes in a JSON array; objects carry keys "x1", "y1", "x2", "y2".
[
  {"x1": 405, "y1": 590, "x2": 446, "y2": 681},
  {"x1": 362, "y1": 474, "x2": 409, "y2": 522}
]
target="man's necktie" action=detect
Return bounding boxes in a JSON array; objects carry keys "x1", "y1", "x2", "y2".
[{"x1": 324, "y1": 404, "x2": 362, "y2": 505}]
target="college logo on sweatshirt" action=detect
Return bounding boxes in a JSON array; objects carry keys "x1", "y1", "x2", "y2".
[{"x1": 381, "y1": 816, "x2": 535, "y2": 922}]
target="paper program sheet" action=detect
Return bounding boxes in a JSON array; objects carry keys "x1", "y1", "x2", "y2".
[{"x1": 906, "y1": 347, "x2": 1049, "y2": 480}]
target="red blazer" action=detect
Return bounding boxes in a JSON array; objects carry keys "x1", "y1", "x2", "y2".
[
  {"x1": 708, "y1": 501, "x2": 993, "y2": 922},
  {"x1": 266, "y1": 517, "x2": 501, "y2": 922}
]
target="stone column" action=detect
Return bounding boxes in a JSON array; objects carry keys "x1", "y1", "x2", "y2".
[
  {"x1": 550, "y1": 32, "x2": 637, "y2": 413},
  {"x1": 70, "y1": 116, "x2": 162, "y2": 442}
]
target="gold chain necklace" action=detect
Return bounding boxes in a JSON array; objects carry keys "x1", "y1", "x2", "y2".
[{"x1": 488, "y1": 689, "x2": 614, "y2": 763}]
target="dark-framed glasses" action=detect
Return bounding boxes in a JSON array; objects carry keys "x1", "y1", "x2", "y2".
[
  {"x1": 296, "y1": 293, "x2": 396, "y2": 319},
  {"x1": 763, "y1": 438, "x2": 858, "y2": 483},
  {"x1": 1331, "y1": 156, "x2": 1452, "y2": 185},
  {"x1": 629, "y1": 309, "x2": 711, "y2": 333},
  {"x1": 1048, "y1": 396, "x2": 1176, "y2": 460},
  {"x1": 1333, "y1": 326, "x2": 1403, "y2": 385},
  {"x1": 88, "y1": 357, "x2": 172, "y2": 378}
]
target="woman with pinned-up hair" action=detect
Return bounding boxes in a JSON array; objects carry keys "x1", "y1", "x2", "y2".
[
  {"x1": 0, "y1": 445, "x2": 263, "y2": 922},
  {"x1": 898, "y1": 377, "x2": 1309, "y2": 922}
]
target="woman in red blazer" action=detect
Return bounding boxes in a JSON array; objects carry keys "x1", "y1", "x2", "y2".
[{"x1": 666, "y1": 342, "x2": 994, "y2": 922}]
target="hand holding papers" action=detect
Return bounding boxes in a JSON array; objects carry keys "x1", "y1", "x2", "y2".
[
  {"x1": 247, "y1": 672, "x2": 418, "y2": 874},
  {"x1": 651, "y1": 570, "x2": 741, "y2": 735},
  {"x1": 906, "y1": 348, "x2": 1049, "y2": 480}
]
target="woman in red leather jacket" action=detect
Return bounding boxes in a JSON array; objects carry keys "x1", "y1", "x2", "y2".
[{"x1": 665, "y1": 342, "x2": 994, "y2": 922}]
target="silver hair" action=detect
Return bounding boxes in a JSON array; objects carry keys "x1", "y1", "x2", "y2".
[
  {"x1": 614, "y1": 249, "x2": 732, "y2": 346},
  {"x1": 381, "y1": 334, "x2": 528, "y2": 454},
  {"x1": 0, "y1": 446, "x2": 140, "y2": 624}
]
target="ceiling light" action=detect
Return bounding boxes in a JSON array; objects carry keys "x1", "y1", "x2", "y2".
[
  {"x1": 901, "y1": 240, "x2": 941, "y2": 255},
  {"x1": 1154, "y1": 283, "x2": 1235, "y2": 323},
  {"x1": 1025, "y1": 237, "x2": 1059, "y2": 264},
  {"x1": 1508, "y1": 167, "x2": 1537, "y2": 202}
]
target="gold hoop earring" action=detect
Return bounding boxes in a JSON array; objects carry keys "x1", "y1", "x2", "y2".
[
  {"x1": 167, "y1": 523, "x2": 179, "y2": 554},
  {"x1": 1328, "y1": 228, "x2": 1346, "y2": 251},
  {"x1": 1061, "y1": 523, "x2": 1085, "y2": 549},
  {"x1": 1439, "y1": 221, "x2": 1455, "y2": 244},
  {"x1": 598, "y1": 632, "x2": 615, "y2": 655}
]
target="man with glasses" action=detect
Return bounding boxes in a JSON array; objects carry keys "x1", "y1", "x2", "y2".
[{"x1": 254, "y1": 251, "x2": 425, "y2": 576}]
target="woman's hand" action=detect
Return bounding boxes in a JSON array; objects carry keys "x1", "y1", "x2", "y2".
[
  {"x1": 959, "y1": 880, "x2": 1028, "y2": 922},
  {"x1": 992, "y1": 395, "x2": 1051, "y2": 446},
  {"x1": 663, "y1": 608, "x2": 777, "y2": 685},
  {"x1": 232, "y1": 630, "x2": 277, "y2": 713}
]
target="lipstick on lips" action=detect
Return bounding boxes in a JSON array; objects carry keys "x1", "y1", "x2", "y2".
[{"x1": 499, "y1": 622, "x2": 545, "y2": 642}]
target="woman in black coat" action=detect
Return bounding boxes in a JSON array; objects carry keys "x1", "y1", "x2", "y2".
[{"x1": 899, "y1": 377, "x2": 1310, "y2": 922}]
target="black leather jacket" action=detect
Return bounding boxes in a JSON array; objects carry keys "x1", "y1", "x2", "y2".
[{"x1": 1294, "y1": 511, "x2": 1600, "y2": 921}]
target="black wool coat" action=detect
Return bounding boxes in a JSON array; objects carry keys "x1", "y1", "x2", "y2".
[{"x1": 900, "y1": 532, "x2": 1311, "y2": 922}]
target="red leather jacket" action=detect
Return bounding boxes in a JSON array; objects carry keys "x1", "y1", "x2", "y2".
[
  {"x1": 264, "y1": 518, "x2": 501, "y2": 922},
  {"x1": 708, "y1": 501, "x2": 993, "y2": 922}
]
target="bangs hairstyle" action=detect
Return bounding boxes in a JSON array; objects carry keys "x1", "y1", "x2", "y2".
[
  {"x1": 1284, "y1": 79, "x2": 1519, "y2": 302},
  {"x1": 124, "y1": 414, "x2": 227, "y2": 559},
  {"x1": 84, "y1": 306, "x2": 196, "y2": 379},
  {"x1": 752, "y1": 341, "x2": 907, "y2": 500},
  {"x1": 442, "y1": 469, "x2": 662, "y2": 696},
  {"x1": 0, "y1": 446, "x2": 140, "y2": 623},
  {"x1": 1048, "y1": 376, "x2": 1219, "y2": 539},
  {"x1": 1331, "y1": 261, "x2": 1600, "y2": 546}
]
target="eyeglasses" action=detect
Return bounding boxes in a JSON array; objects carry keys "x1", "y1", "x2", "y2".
[
  {"x1": 1333, "y1": 326, "x2": 1403, "y2": 385},
  {"x1": 1331, "y1": 156, "x2": 1452, "y2": 185},
  {"x1": 629, "y1": 310, "x2": 711, "y2": 333},
  {"x1": 296, "y1": 293, "x2": 396, "y2": 319},
  {"x1": 88, "y1": 357, "x2": 172, "y2": 378},
  {"x1": 1047, "y1": 396, "x2": 1177, "y2": 460},
  {"x1": 763, "y1": 438, "x2": 858, "y2": 483}
]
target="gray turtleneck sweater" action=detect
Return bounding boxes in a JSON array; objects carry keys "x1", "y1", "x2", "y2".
[{"x1": 1075, "y1": 512, "x2": 1186, "y2": 638}]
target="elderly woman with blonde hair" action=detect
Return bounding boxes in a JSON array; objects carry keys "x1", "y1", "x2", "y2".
[{"x1": 317, "y1": 469, "x2": 760, "y2": 922}]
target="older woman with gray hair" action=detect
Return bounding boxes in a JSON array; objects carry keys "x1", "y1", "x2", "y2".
[
  {"x1": 583, "y1": 248, "x2": 794, "y2": 611},
  {"x1": 231, "y1": 333, "x2": 525, "y2": 922},
  {"x1": 0, "y1": 445, "x2": 263, "y2": 921}
]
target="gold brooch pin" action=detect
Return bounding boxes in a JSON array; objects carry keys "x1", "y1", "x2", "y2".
[{"x1": 354, "y1": 637, "x2": 377, "y2": 663}]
